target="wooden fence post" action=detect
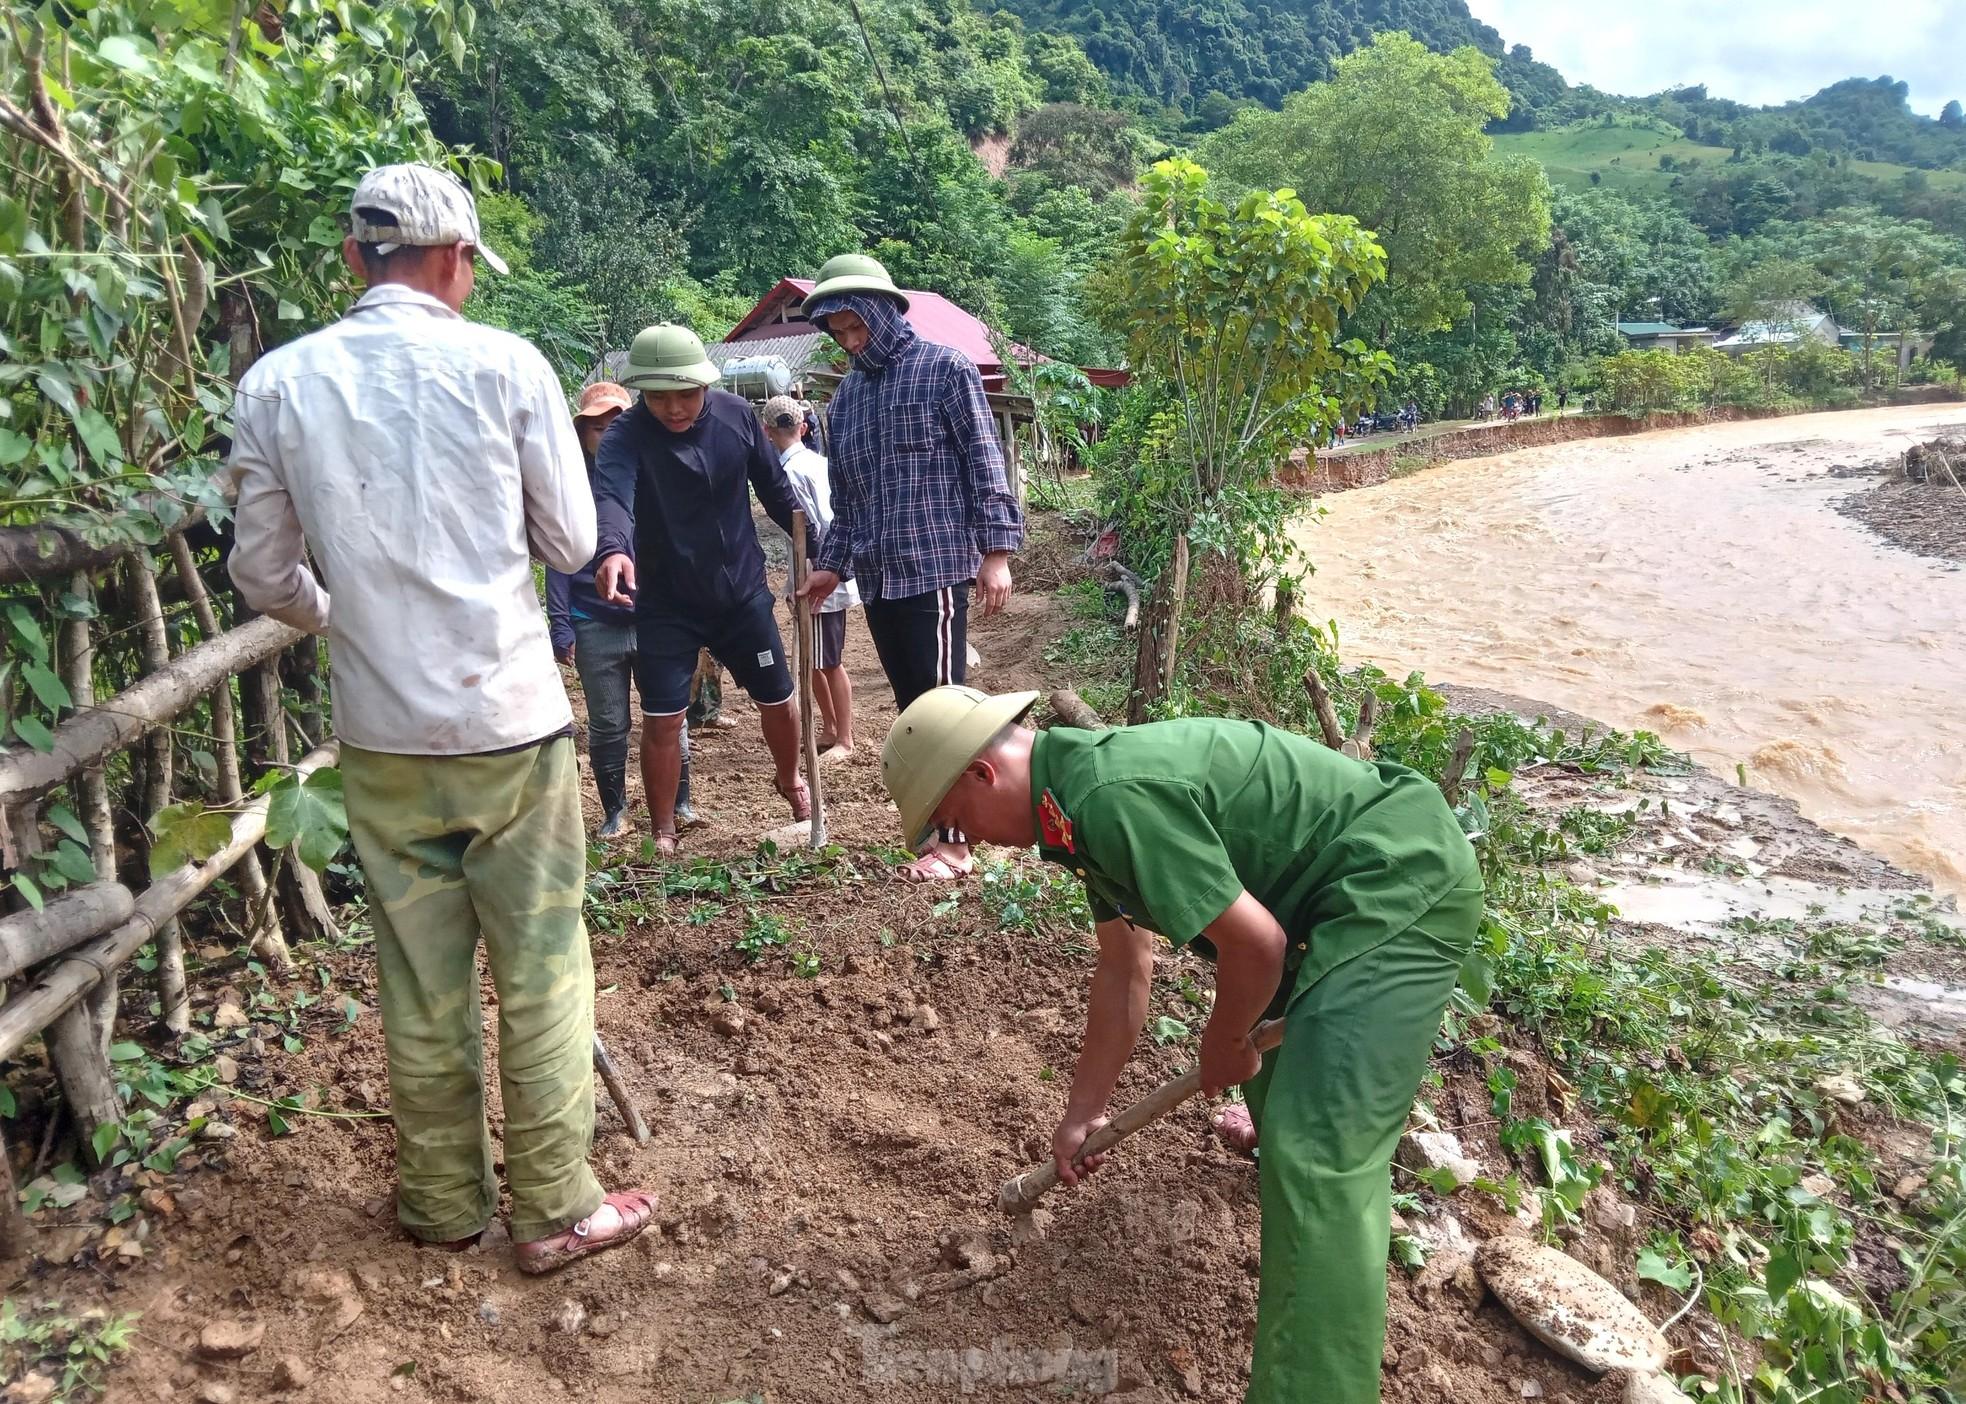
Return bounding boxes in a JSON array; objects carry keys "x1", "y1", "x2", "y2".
[
  {"x1": 124, "y1": 556, "x2": 193, "y2": 1029},
  {"x1": 49, "y1": 574, "x2": 120, "y2": 1164},
  {"x1": 168, "y1": 535, "x2": 303, "y2": 966}
]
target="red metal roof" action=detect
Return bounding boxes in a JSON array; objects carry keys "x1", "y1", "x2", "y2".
[
  {"x1": 726, "y1": 278, "x2": 1028, "y2": 370},
  {"x1": 724, "y1": 278, "x2": 1128, "y2": 387}
]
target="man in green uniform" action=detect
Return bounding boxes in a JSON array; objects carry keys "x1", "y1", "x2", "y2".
[{"x1": 879, "y1": 687, "x2": 1483, "y2": 1403}]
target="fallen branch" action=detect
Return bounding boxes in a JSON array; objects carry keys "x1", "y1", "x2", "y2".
[
  {"x1": 0, "y1": 882, "x2": 134, "y2": 982},
  {"x1": 0, "y1": 741, "x2": 338, "y2": 1062},
  {"x1": 1046, "y1": 689, "x2": 1106, "y2": 732},
  {"x1": 0, "y1": 614, "x2": 302, "y2": 847},
  {"x1": 0, "y1": 502, "x2": 209, "y2": 587},
  {"x1": 1104, "y1": 561, "x2": 1142, "y2": 631}
]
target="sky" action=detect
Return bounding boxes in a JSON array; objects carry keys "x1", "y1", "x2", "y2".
[{"x1": 1462, "y1": 0, "x2": 1963, "y2": 117}]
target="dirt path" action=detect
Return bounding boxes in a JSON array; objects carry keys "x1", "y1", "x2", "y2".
[
  {"x1": 11, "y1": 552, "x2": 1962, "y2": 1404},
  {"x1": 1290, "y1": 404, "x2": 1966, "y2": 897}
]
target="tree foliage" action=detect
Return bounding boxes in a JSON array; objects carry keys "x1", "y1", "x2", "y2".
[
  {"x1": 1094, "y1": 158, "x2": 1388, "y2": 556},
  {"x1": 0, "y1": 0, "x2": 468, "y2": 548},
  {"x1": 1198, "y1": 34, "x2": 1551, "y2": 342}
]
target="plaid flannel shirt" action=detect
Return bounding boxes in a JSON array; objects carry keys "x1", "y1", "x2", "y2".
[{"x1": 808, "y1": 293, "x2": 1024, "y2": 600}]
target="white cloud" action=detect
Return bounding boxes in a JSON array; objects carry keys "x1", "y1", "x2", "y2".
[{"x1": 1463, "y1": 0, "x2": 1963, "y2": 116}]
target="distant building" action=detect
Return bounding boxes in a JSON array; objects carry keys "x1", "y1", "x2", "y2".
[
  {"x1": 1615, "y1": 322, "x2": 1721, "y2": 354},
  {"x1": 597, "y1": 277, "x2": 1128, "y2": 394},
  {"x1": 595, "y1": 277, "x2": 1129, "y2": 502},
  {"x1": 1835, "y1": 327, "x2": 1935, "y2": 372},
  {"x1": 1713, "y1": 303, "x2": 1842, "y2": 356}
]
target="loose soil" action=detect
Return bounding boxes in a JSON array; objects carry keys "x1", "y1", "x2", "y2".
[{"x1": 5, "y1": 537, "x2": 1961, "y2": 1404}]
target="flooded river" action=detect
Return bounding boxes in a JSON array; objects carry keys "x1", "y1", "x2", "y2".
[{"x1": 1292, "y1": 405, "x2": 1966, "y2": 896}]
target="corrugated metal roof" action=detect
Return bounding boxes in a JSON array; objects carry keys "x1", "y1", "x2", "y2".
[
  {"x1": 595, "y1": 334, "x2": 835, "y2": 390},
  {"x1": 726, "y1": 277, "x2": 1030, "y2": 371}
]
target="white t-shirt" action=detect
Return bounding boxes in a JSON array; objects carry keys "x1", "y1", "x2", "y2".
[{"x1": 779, "y1": 442, "x2": 859, "y2": 614}]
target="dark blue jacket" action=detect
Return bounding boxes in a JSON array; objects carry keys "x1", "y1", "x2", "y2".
[
  {"x1": 592, "y1": 390, "x2": 800, "y2": 616},
  {"x1": 546, "y1": 449, "x2": 637, "y2": 651}
]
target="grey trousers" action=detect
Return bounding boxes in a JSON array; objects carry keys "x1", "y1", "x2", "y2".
[{"x1": 572, "y1": 617, "x2": 688, "y2": 817}]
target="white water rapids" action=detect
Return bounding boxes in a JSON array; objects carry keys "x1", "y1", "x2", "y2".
[{"x1": 1291, "y1": 404, "x2": 1966, "y2": 896}]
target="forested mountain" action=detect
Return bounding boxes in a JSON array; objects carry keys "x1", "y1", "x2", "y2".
[
  {"x1": 994, "y1": 0, "x2": 1509, "y2": 111},
  {"x1": 403, "y1": 0, "x2": 1966, "y2": 423}
]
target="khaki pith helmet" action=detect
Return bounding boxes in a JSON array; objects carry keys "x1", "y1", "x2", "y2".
[
  {"x1": 621, "y1": 324, "x2": 721, "y2": 391},
  {"x1": 806, "y1": 253, "x2": 910, "y2": 312},
  {"x1": 881, "y1": 686, "x2": 1039, "y2": 850}
]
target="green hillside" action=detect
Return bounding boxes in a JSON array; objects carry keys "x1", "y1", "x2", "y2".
[{"x1": 1496, "y1": 125, "x2": 1966, "y2": 198}]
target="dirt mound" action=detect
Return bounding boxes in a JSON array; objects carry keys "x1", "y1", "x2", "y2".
[
  {"x1": 1, "y1": 592, "x2": 1702, "y2": 1404},
  {"x1": 1836, "y1": 435, "x2": 1966, "y2": 566}
]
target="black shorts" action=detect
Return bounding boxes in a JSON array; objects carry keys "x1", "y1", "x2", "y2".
[
  {"x1": 810, "y1": 609, "x2": 847, "y2": 671},
  {"x1": 636, "y1": 589, "x2": 794, "y2": 716}
]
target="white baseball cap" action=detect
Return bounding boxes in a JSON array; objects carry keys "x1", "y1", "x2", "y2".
[{"x1": 347, "y1": 164, "x2": 509, "y2": 275}]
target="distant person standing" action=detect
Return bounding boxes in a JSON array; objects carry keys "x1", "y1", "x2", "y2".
[
  {"x1": 228, "y1": 163, "x2": 654, "y2": 1272},
  {"x1": 1556, "y1": 385, "x2": 1569, "y2": 414},
  {"x1": 762, "y1": 394, "x2": 859, "y2": 759},
  {"x1": 545, "y1": 381, "x2": 702, "y2": 839},
  {"x1": 591, "y1": 324, "x2": 811, "y2": 854},
  {"x1": 798, "y1": 253, "x2": 1025, "y2": 883}
]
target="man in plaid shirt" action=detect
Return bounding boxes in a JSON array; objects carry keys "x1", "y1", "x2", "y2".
[{"x1": 799, "y1": 254, "x2": 1024, "y2": 882}]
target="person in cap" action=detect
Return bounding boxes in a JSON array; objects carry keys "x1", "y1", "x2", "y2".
[
  {"x1": 228, "y1": 163, "x2": 656, "y2": 1273},
  {"x1": 591, "y1": 324, "x2": 809, "y2": 854},
  {"x1": 545, "y1": 381, "x2": 703, "y2": 838},
  {"x1": 760, "y1": 393, "x2": 858, "y2": 759},
  {"x1": 797, "y1": 253, "x2": 1025, "y2": 883},
  {"x1": 878, "y1": 688, "x2": 1484, "y2": 1403}
]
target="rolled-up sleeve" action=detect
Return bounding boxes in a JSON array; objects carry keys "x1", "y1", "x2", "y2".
[
  {"x1": 515, "y1": 355, "x2": 595, "y2": 574},
  {"x1": 227, "y1": 388, "x2": 331, "y2": 634},
  {"x1": 941, "y1": 362, "x2": 1024, "y2": 556}
]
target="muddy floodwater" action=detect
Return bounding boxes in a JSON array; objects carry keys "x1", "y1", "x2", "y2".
[{"x1": 1293, "y1": 404, "x2": 1966, "y2": 896}]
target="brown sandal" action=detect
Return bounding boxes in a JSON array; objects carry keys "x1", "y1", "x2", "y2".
[{"x1": 515, "y1": 1190, "x2": 659, "y2": 1276}]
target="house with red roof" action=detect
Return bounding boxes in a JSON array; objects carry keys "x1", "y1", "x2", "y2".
[{"x1": 699, "y1": 276, "x2": 1128, "y2": 391}]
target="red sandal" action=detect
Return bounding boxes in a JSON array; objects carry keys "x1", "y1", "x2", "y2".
[{"x1": 514, "y1": 1189, "x2": 659, "y2": 1276}]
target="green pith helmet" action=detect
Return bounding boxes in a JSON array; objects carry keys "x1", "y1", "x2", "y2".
[
  {"x1": 806, "y1": 253, "x2": 910, "y2": 312},
  {"x1": 881, "y1": 686, "x2": 1039, "y2": 850},
  {"x1": 620, "y1": 323, "x2": 721, "y2": 392}
]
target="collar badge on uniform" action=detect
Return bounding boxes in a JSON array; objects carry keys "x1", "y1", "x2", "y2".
[{"x1": 1038, "y1": 788, "x2": 1074, "y2": 853}]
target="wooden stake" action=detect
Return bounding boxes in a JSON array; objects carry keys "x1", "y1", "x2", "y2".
[
  {"x1": 0, "y1": 1120, "x2": 32, "y2": 1262},
  {"x1": 167, "y1": 535, "x2": 294, "y2": 970},
  {"x1": 53, "y1": 576, "x2": 119, "y2": 1164},
  {"x1": 1440, "y1": 727, "x2": 1478, "y2": 807},
  {"x1": 592, "y1": 1033, "x2": 650, "y2": 1146},
  {"x1": 998, "y1": 1016, "x2": 1287, "y2": 1216},
  {"x1": 1303, "y1": 668, "x2": 1346, "y2": 750},
  {"x1": 790, "y1": 510, "x2": 827, "y2": 849}
]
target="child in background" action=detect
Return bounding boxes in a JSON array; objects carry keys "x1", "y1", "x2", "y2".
[{"x1": 761, "y1": 395, "x2": 859, "y2": 760}]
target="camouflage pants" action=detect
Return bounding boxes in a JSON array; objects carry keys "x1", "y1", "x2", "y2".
[{"x1": 341, "y1": 737, "x2": 605, "y2": 1243}]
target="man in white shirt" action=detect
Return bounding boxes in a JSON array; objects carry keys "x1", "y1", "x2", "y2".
[
  {"x1": 228, "y1": 164, "x2": 654, "y2": 1275},
  {"x1": 761, "y1": 394, "x2": 858, "y2": 758}
]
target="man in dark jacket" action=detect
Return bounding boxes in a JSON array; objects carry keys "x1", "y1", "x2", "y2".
[
  {"x1": 797, "y1": 254, "x2": 1025, "y2": 882},
  {"x1": 591, "y1": 325, "x2": 808, "y2": 854},
  {"x1": 545, "y1": 381, "x2": 699, "y2": 839}
]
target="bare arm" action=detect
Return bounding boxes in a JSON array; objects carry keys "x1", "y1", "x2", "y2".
[
  {"x1": 1053, "y1": 915, "x2": 1157, "y2": 1186},
  {"x1": 1196, "y1": 890, "x2": 1288, "y2": 1096}
]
